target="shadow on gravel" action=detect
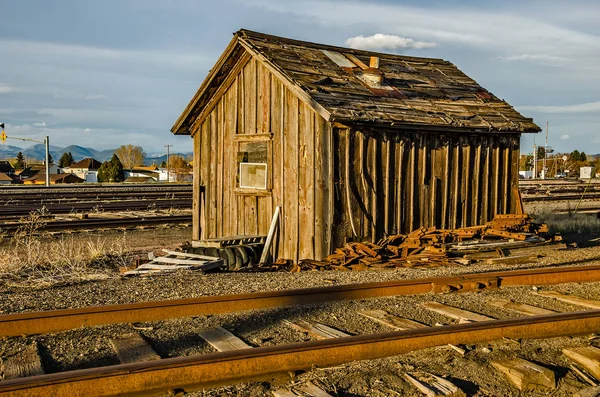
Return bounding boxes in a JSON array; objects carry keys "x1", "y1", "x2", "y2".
[{"x1": 447, "y1": 376, "x2": 479, "y2": 396}]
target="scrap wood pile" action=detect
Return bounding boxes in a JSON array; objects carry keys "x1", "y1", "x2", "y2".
[{"x1": 271, "y1": 214, "x2": 559, "y2": 272}]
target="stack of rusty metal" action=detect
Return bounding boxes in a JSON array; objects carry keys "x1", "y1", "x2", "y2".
[{"x1": 270, "y1": 214, "x2": 555, "y2": 272}]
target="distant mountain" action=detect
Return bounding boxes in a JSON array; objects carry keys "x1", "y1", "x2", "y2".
[{"x1": 0, "y1": 143, "x2": 191, "y2": 165}]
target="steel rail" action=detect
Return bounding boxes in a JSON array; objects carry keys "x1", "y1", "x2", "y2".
[
  {"x1": 0, "y1": 198, "x2": 191, "y2": 217},
  {"x1": 1, "y1": 263, "x2": 599, "y2": 338},
  {"x1": 1, "y1": 310, "x2": 599, "y2": 397},
  {"x1": 0, "y1": 215, "x2": 192, "y2": 234}
]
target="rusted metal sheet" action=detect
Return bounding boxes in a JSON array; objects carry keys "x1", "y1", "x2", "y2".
[
  {"x1": 1, "y1": 310, "x2": 599, "y2": 396},
  {"x1": 2, "y1": 264, "x2": 600, "y2": 338}
]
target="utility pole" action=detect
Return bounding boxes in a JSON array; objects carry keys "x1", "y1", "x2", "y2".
[
  {"x1": 542, "y1": 121, "x2": 549, "y2": 180},
  {"x1": 164, "y1": 144, "x2": 172, "y2": 183},
  {"x1": 533, "y1": 136, "x2": 537, "y2": 179}
]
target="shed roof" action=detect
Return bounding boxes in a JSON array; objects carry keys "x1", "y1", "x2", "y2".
[
  {"x1": 173, "y1": 29, "x2": 540, "y2": 135},
  {"x1": 0, "y1": 161, "x2": 14, "y2": 173},
  {"x1": 69, "y1": 158, "x2": 102, "y2": 170}
]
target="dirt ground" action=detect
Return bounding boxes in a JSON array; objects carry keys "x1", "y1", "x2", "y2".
[{"x1": 1, "y1": 227, "x2": 600, "y2": 396}]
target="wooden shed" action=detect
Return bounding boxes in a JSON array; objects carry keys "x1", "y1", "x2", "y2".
[{"x1": 172, "y1": 29, "x2": 540, "y2": 261}]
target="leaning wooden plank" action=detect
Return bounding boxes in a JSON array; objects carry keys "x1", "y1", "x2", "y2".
[
  {"x1": 109, "y1": 333, "x2": 160, "y2": 364},
  {"x1": 421, "y1": 302, "x2": 493, "y2": 322},
  {"x1": 152, "y1": 256, "x2": 219, "y2": 266},
  {"x1": 297, "y1": 382, "x2": 333, "y2": 397},
  {"x1": 259, "y1": 206, "x2": 280, "y2": 267},
  {"x1": 1, "y1": 343, "x2": 44, "y2": 380},
  {"x1": 198, "y1": 326, "x2": 252, "y2": 352},
  {"x1": 284, "y1": 320, "x2": 349, "y2": 340},
  {"x1": 574, "y1": 385, "x2": 600, "y2": 397},
  {"x1": 536, "y1": 291, "x2": 600, "y2": 310},
  {"x1": 487, "y1": 299, "x2": 556, "y2": 316},
  {"x1": 491, "y1": 358, "x2": 555, "y2": 391},
  {"x1": 358, "y1": 309, "x2": 428, "y2": 330},
  {"x1": 162, "y1": 249, "x2": 222, "y2": 261},
  {"x1": 137, "y1": 264, "x2": 193, "y2": 270},
  {"x1": 404, "y1": 372, "x2": 466, "y2": 397},
  {"x1": 122, "y1": 268, "x2": 176, "y2": 275},
  {"x1": 563, "y1": 346, "x2": 600, "y2": 380}
]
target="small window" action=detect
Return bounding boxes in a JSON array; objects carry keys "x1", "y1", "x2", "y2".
[
  {"x1": 239, "y1": 162, "x2": 267, "y2": 189},
  {"x1": 235, "y1": 136, "x2": 271, "y2": 193}
]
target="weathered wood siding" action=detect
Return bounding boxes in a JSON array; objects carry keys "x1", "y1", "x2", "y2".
[
  {"x1": 192, "y1": 55, "x2": 332, "y2": 260},
  {"x1": 334, "y1": 128, "x2": 521, "y2": 244}
]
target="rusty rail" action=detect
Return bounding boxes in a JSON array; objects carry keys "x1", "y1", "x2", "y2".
[
  {"x1": 2, "y1": 264, "x2": 600, "y2": 338},
  {"x1": 1, "y1": 310, "x2": 599, "y2": 396}
]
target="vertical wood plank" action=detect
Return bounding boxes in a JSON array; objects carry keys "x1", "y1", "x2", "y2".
[
  {"x1": 510, "y1": 137, "x2": 520, "y2": 213},
  {"x1": 409, "y1": 139, "x2": 416, "y2": 232},
  {"x1": 314, "y1": 115, "x2": 326, "y2": 259},
  {"x1": 298, "y1": 103, "x2": 315, "y2": 259},
  {"x1": 451, "y1": 139, "x2": 460, "y2": 229},
  {"x1": 384, "y1": 137, "x2": 392, "y2": 237},
  {"x1": 472, "y1": 143, "x2": 481, "y2": 225},
  {"x1": 493, "y1": 141, "x2": 500, "y2": 217},
  {"x1": 193, "y1": 129, "x2": 202, "y2": 241},
  {"x1": 503, "y1": 141, "x2": 510, "y2": 213},
  {"x1": 395, "y1": 137, "x2": 404, "y2": 234},
  {"x1": 243, "y1": 59, "x2": 257, "y2": 134},
  {"x1": 209, "y1": 112, "x2": 218, "y2": 239},
  {"x1": 256, "y1": 63, "x2": 271, "y2": 134},
  {"x1": 283, "y1": 90, "x2": 299, "y2": 262},
  {"x1": 442, "y1": 139, "x2": 450, "y2": 229},
  {"x1": 217, "y1": 100, "x2": 225, "y2": 237}
]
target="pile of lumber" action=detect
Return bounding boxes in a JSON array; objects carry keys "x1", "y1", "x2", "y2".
[{"x1": 272, "y1": 214, "x2": 558, "y2": 272}]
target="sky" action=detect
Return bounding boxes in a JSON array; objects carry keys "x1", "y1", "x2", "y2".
[{"x1": 0, "y1": 0, "x2": 599, "y2": 156}]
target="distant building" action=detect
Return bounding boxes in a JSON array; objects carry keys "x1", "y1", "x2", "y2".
[
  {"x1": 62, "y1": 157, "x2": 102, "y2": 182},
  {"x1": 0, "y1": 172, "x2": 14, "y2": 185},
  {"x1": 124, "y1": 176, "x2": 157, "y2": 183},
  {"x1": 0, "y1": 160, "x2": 14, "y2": 175},
  {"x1": 124, "y1": 166, "x2": 160, "y2": 182},
  {"x1": 23, "y1": 173, "x2": 85, "y2": 185}
]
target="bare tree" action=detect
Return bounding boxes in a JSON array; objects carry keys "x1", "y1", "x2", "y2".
[
  {"x1": 169, "y1": 155, "x2": 192, "y2": 182},
  {"x1": 114, "y1": 145, "x2": 146, "y2": 170}
]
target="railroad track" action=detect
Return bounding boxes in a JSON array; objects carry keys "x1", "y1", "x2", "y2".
[
  {"x1": 1, "y1": 264, "x2": 600, "y2": 396},
  {"x1": 0, "y1": 198, "x2": 192, "y2": 219},
  {"x1": 0, "y1": 214, "x2": 192, "y2": 233}
]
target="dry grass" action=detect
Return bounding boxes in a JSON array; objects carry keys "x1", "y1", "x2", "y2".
[
  {"x1": 531, "y1": 211, "x2": 600, "y2": 237},
  {"x1": 0, "y1": 214, "x2": 133, "y2": 287}
]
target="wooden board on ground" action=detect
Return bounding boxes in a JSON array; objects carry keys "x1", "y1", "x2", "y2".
[
  {"x1": 491, "y1": 358, "x2": 555, "y2": 391},
  {"x1": 199, "y1": 326, "x2": 252, "y2": 352},
  {"x1": 123, "y1": 251, "x2": 223, "y2": 276},
  {"x1": 536, "y1": 291, "x2": 600, "y2": 310},
  {"x1": 358, "y1": 309, "x2": 427, "y2": 330},
  {"x1": 563, "y1": 346, "x2": 600, "y2": 380},
  {"x1": 284, "y1": 320, "x2": 350, "y2": 340},
  {"x1": 404, "y1": 372, "x2": 466, "y2": 397},
  {"x1": 272, "y1": 382, "x2": 332, "y2": 397},
  {"x1": 1, "y1": 343, "x2": 44, "y2": 380},
  {"x1": 421, "y1": 302, "x2": 493, "y2": 322},
  {"x1": 109, "y1": 333, "x2": 160, "y2": 364},
  {"x1": 487, "y1": 299, "x2": 556, "y2": 316}
]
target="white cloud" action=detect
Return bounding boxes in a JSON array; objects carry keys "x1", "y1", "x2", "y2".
[
  {"x1": 32, "y1": 122, "x2": 48, "y2": 127},
  {"x1": 85, "y1": 95, "x2": 105, "y2": 100},
  {"x1": 345, "y1": 34, "x2": 437, "y2": 51},
  {"x1": 560, "y1": 134, "x2": 571, "y2": 140},
  {"x1": 0, "y1": 84, "x2": 16, "y2": 94},
  {"x1": 518, "y1": 101, "x2": 600, "y2": 114},
  {"x1": 84, "y1": 128, "x2": 91, "y2": 133},
  {"x1": 501, "y1": 54, "x2": 572, "y2": 63}
]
